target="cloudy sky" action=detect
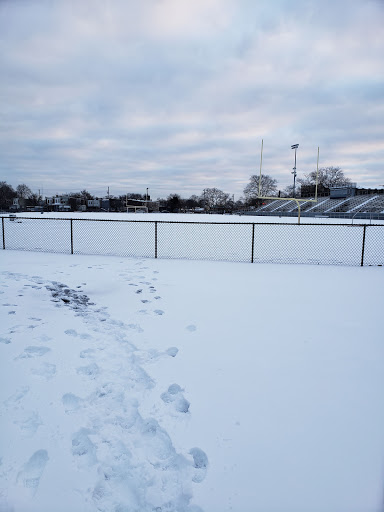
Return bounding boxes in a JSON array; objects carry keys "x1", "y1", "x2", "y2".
[{"x1": 1, "y1": 0, "x2": 383, "y2": 200}]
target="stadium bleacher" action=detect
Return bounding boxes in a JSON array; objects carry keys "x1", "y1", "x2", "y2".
[{"x1": 243, "y1": 193, "x2": 384, "y2": 219}]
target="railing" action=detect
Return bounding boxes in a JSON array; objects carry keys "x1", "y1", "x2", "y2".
[
  {"x1": 239, "y1": 210, "x2": 384, "y2": 221},
  {"x1": 1, "y1": 216, "x2": 383, "y2": 267}
]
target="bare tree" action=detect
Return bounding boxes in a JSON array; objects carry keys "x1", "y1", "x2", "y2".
[
  {"x1": 0, "y1": 181, "x2": 16, "y2": 209},
  {"x1": 124, "y1": 193, "x2": 147, "y2": 201},
  {"x1": 185, "y1": 195, "x2": 202, "y2": 209},
  {"x1": 243, "y1": 174, "x2": 278, "y2": 203},
  {"x1": 201, "y1": 188, "x2": 231, "y2": 210},
  {"x1": 165, "y1": 193, "x2": 183, "y2": 212},
  {"x1": 80, "y1": 189, "x2": 94, "y2": 200},
  {"x1": 298, "y1": 167, "x2": 351, "y2": 188},
  {"x1": 281, "y1": 184, "x2": 301, "y2": 198},
  {"x1": 26, "y1": 193, "x2": 43, "y2": 207},
  {"x1": 16, "y1": 184, "x2": 33, "y2": 199}
]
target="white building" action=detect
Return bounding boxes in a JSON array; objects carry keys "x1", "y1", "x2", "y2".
[{"x1": 45, "y1": 195, "x2": 71, "y2": 211}]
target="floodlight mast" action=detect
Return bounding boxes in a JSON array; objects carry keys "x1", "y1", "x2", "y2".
[
  {"x1": 291, "y1": 143, "x2": 299, "y2": 198},
  {"x1": 315, "y1": 146, "x2": 319, "y2": 200},
  {"x1": 257, "y1": 141, "x2": 320, "y2": 225},
  {"x1": 258, "y1": 139, "x2": 263, "y2": 197}
]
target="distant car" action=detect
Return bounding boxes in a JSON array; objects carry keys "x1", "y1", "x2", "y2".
[{"x1": 161, "y1": 210, "x2": 169, "y2": 213}]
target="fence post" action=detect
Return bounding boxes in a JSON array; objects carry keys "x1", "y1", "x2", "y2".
[
  {"x1": 251, "y1": 224, "x2": 255, "y2": 263},
  {"x1": 70, "y1": 219, "x2": 74, "y2": 254},
  {"x1": 155, "y1": 221, "x2": 158, "y2": 258},
  {"x1": 2, "y1": 218, "x2": 5, "y2": 250},
  {"x1": 360, "y1": 224, "x2": 367, "y2": 267}
]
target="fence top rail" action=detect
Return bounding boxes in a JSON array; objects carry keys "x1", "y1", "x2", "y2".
[{"x1": 1, "y1": 216, "x2": 384, "y2": 228}]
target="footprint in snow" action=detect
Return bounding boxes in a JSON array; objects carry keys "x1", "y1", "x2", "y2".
[
  {"x1": 31, "y1": 363, "x2": 57, "y2": 380},
  {"x1": 65, "y1": 329, "x2": 78, "y2": 337},
  {"x1": 166, "y1": 347, "x2": 179, "y2": 357},
  {"x1": 17, "y1": 449, "x2": 49, "y2": 496},
  {"x1": 154, "y1": 310, "x2": 164, "y2": 316},
  {"x1": 161, "y1": 384, "x2": 190, "y2": 413},
  {"x1": 189, "y1": 447, "x2": 209, "y2": 483},
  {"x1": 13, "y1": 410, "x2": 43, "y2": 437},
  {"x1": 127, "y1": 323, "x2": 144, "y2": 333},
  {"x1": 16, "y1": 346, "x2": 50, "y2": 359},
  {"x1": 79, "y1": 348, "x2": 96, "y2": 359},
  {"x1": 71, "y1": 428, "x2": 97, "y2": 467},
  {"x1": 186, "y1": 324, "x2": 197, "y2": 332},
  {"x1": 3, "y1": 386, "x2": 30, "y2": 407},
  {"x1": 62, "y1": 393, "x2": 83, "y2": 413},
  {"x1": 140, "y1": 418, "x2": 176, "y2": 463},
  {"x1": 76, "y1": 363, "x2": 100, "y2": 379}
]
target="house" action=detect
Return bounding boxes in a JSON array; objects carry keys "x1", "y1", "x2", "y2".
[
  {"x1": 87, "y1": 199, "x2": 101, "y2": 210},
  {"x1": 10, "y1": 198, "x2": 26, "y2": 211},
  {"x1": 46, "y1": 195, "x2": 71, "y2": 211}
]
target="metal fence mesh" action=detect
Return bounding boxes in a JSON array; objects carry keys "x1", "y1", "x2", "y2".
[
  {"x1": 1, "y1": 217, "x2": 383, "y2": 267},
  {"x1": 73, "y1": 219, "x2": 155, "y2": 258},
  {"x1": 2, "y1": 217, "x2": 71, "y2": 254},
  {"x1": 157, "y1": 221, "x2": 253, "y2": 262},
  {"x1": 363, "y1": 226, "x2": 384, "y2": 266},
  {"x1": 253, "y1": 224, "x2": 364, "y2": 266}
]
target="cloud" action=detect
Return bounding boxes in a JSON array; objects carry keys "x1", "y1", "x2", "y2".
[{"x1": 0, "y1": 0, "x2": 383, "y2": 198}]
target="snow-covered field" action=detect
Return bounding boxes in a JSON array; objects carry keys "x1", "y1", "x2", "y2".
[
  {"x1": 2, "y1": 213, "x2": 384, "y2": 266},
  {"x1": 4, "y1": 211, "x2": 384, "y2": 224},
  {"x1": 1, "y1": 249, "x2": 383, "y2": 512}
]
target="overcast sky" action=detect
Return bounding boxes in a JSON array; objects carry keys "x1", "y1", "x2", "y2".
[{"x1": 1, "y1": 0, "x2": 383, "y2": 200}]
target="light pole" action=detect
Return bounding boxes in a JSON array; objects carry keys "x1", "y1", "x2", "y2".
[
  {"x1": 146, "y1": 188, "x2": 149, "y2": 202},
  {"x1": 291, "y1": 144, "x2": 299, "y2": 198}
]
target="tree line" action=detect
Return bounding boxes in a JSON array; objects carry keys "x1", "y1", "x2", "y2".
[{"x1": 0, "y1": 166, "x2": 351, "y2": 212}]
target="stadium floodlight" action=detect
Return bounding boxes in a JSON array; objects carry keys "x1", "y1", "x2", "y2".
[
  {"x1": 291, "y1": 144, "x2": 299, "y2": 198},
  {"x1": 257, "y1": 141, "x2": 319, "y2": 224}
]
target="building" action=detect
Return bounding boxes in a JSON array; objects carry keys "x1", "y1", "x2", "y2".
[
  {"x1": 45, "y1": 195, "x2": 71, "y2": 211},
  {"x1": 10, "y1": 197, "x2": 26, "y2": 211},
  {"x1": 87, "y1": 199, "x2": 101, "y2": 210}
]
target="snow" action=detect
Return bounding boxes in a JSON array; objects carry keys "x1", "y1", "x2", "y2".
[
  {"x1": 1, "y1": 247, "x2": 384, "y2": 511},
  {"x1": 6, "y1": 211, "x2": 384, "y2": 224}
]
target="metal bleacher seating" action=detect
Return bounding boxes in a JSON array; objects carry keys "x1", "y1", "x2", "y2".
[{"x1": 250, "y1": 193, "x2": 384, "y2": 217}]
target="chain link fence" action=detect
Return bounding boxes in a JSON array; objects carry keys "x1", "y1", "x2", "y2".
[{"x1": 1, "y1": 216, "x2": 383, "y2": 266}]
